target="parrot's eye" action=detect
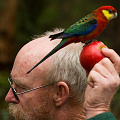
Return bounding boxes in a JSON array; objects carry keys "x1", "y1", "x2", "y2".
[{"x1": 108, "y1": 9, "x2": 113, "y2": 14}]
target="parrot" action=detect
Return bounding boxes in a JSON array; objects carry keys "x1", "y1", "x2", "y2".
[{"x1": 27, "y1": 5, "x2": 117, "y2": 74}]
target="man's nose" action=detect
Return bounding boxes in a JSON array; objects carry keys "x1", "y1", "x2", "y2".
[{"x1": 5, "y1": 88, "x2": 19, "y2": 104}]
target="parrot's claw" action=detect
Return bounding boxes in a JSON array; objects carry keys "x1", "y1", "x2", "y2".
[{"x1": 83, "y1": 39, "x2": 97, "y2": 47}]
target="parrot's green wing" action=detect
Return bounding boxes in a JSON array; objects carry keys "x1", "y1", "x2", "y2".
[{"x1": 64, "y1": 13, "x2": 97, "y2": 36}]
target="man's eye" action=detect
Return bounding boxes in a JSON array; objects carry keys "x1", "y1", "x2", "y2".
[{"x1": 16, "y1": 86, "x2": 26, "y2": 93}]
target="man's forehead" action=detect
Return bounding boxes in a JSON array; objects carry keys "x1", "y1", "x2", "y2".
[
  {"x1": 17, "y1": 36, "x2": 60, "y2": 56},
  {"x1": 15, "y1": 37, "x2": 60, "y2": 67},
  {"x1": 12, "y1": 36, "x2": 60, "y2": 78}
]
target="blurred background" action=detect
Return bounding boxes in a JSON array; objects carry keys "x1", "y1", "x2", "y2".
[{"x1": 0, "y1": 0, "x2": 120, "y2": 120}]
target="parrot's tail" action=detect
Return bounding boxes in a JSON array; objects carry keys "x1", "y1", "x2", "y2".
[
  {"x1": 27, "y1": 38, "x2": 69, "y2": 74},
  {"x1": 49, "y1": 31, "x2": 64, "y2": 40}
]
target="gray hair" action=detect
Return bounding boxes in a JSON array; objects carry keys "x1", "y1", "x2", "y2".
[{"x1": 44, "y1": 29, "x2": 87, "y2": 104}]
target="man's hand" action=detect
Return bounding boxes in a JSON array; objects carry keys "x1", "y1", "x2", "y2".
[{"x1": 84, "y1": 48, "x2": 120, "y2": 119}]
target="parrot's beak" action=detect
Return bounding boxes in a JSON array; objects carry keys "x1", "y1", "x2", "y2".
[{"x1": 114, "y1": 12, "x2": 118, "y2": 18}]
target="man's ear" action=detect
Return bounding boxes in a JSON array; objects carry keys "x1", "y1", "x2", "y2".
[{"x1": 54, "y1": 81, "x2": 69, "y2": 106}]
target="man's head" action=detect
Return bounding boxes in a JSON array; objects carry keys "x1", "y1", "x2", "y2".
[{"x1": 5, "y1": 29, "x2": 87, "y2": 120}]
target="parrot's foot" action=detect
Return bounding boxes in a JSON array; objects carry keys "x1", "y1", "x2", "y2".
[{"x1": 84, "y1": 39, "x2": 97, "y2": 47}]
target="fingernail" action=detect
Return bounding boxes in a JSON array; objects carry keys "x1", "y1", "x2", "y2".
[{"x1": 101, "y1": 47, "x2": 108, "y2": 52}]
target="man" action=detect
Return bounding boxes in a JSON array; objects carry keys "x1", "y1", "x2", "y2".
[{"x1": 5, "y1": 29, "x2": 120, "y2": 120}]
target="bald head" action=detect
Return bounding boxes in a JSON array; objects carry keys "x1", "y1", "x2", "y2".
[
  {"x1": 12, "y1": 29, "x2": 86, "y2": 84},
  {"x1": 12, "y1": 34, "x2": 62, "y2": 77}
]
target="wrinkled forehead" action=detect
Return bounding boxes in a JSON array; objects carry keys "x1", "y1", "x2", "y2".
[{"x1": 12, "y1": 36, "x2": 60, "y2": 78}]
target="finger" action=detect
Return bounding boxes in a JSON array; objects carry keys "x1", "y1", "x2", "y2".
[
  {"x1": 94, "y1": 62, "x2": 120, "y2": 86},
  {"x1": 102, "y1": 48, "x2": 120, "y2": 73},
  {"x1": 98, "y1": 58, "x2": 117, "y2": 76},
  {"x1": 88, "y1": 69, "x2": 120, "y2": 93},
  {"x1": 87, "y1": 70, "x2": 105, "y2": 88},
  {"x1": 93, "y1": 62, "x2": 112, "y2": 78},
  {"x1": 94, "y1": 59, "x2": 120, "y2": 89}
]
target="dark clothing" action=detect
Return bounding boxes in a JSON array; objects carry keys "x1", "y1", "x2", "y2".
[{"x1": 87, "y1": 112, "x2": 117, "y2": 120}]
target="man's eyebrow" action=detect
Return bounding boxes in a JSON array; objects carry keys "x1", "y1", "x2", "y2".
[{"x1": 10, "y1": 73, "x2": 26, "y2": 87}]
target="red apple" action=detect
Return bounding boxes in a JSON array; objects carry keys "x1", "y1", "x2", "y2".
[{"x1": 80, "y1": 40, "x2": 108, "y2": 72}]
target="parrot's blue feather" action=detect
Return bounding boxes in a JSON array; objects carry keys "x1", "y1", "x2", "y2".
[
  {"x1": 64, "y1": 19, "x2": 97, "y2": 36},
  {"x1": 49, "y1": 19, "x2": 97, "y2": 40},
  {"x1": 63, "y1": 23, "x2": 97, "y2": 37}
]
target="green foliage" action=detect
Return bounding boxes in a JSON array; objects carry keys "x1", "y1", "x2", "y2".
[
  {"x1": 0, "y1": 0, "x2": 5, "y2": 10},
  {"x1": 0, "y1": 72, "x2": 9, "y2": 120},
  {"x1": 111, "y1": 88, "x2": 120, "y2": 120}
]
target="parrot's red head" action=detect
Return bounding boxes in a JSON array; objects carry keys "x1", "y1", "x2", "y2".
[{"x1": 95, "y1": 6, "x2": 117, "y2": 21}]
